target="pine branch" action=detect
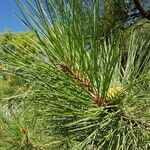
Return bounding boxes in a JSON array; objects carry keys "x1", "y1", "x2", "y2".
[
  {"x1": 116, "y1": 111, "x2": 150, "y2": 129},
  {"x1": 59, "y1": 63, "x2": 108, "y2": 107},
  {"x1": 59, "y1": 63, "x2": 150, "y2": 129}
]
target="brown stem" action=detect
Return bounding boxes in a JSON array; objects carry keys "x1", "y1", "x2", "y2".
[
  {"x1": 59, "y1": 63, "x2": 108, "y2": 106},
  {"x1": 134, "y1": 0, "x2": 150, "y2": 20}
]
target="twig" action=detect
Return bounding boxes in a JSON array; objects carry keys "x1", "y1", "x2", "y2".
[
  {"x1": 59, "y1": 63, "x2": 108, "y2": 106},
  {"x1": 134, "y1": 0, "x2": 150, "y2": 20}
]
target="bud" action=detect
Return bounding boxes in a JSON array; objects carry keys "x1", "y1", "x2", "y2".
[{"x1": 107, "y1": 86, "x2": 124, "y2": 98}]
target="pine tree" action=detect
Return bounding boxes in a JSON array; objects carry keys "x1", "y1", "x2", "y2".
[{"x1": 0, "y1": 0, "x2": 150, "y2": 149}]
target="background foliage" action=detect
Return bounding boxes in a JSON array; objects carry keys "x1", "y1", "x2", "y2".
[{"x1": 0, "y1": 0, "x2": 150, "y2": 149}]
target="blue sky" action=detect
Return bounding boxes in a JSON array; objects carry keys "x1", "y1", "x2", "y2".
[
  {"x1": 0, "y1": 0, "x2": 149, "y2": 33},
  {"x1": 0, "y1": 0, "x2": 28, "y2": 33}
]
